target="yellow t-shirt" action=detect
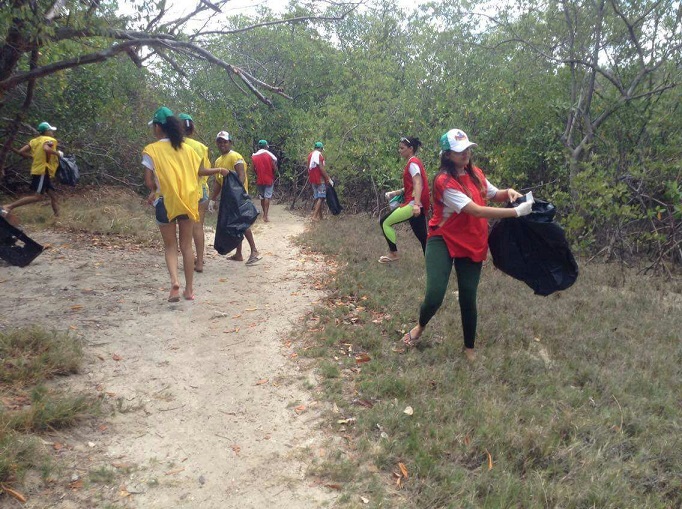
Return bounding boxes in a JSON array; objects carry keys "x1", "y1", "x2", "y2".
[
  {"x1": 215, "y1": 150, "x2": 248, "y2": 190},
  {"x1": 29, "y1": 135, "x2": 59, "y2": 176},
  {"x1": 183, "y1": 137, "x2": 211, "y2": 194},
  {"x1": 142, "y1": 140, "x2": 201, "y2": 222}
]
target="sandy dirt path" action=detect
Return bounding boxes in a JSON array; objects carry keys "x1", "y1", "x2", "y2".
[{"x1": 0, "y1": 203, "x2": 337, "y2": 508}]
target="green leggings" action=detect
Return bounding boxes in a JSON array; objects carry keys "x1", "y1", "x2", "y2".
[{"x1": 419, "y1": 236, "x2": 483, "y2": 349}]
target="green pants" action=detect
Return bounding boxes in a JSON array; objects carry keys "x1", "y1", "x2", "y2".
[{"x1": 419, "y1": 236, "x2": 482, "y2": 349}]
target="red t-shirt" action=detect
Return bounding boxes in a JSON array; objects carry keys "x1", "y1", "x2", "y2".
[
  {"x1": 307, "y1": 150, "x2": 324, "y2": 185},
  {"x1": 402, "y1": 156, "x2": 430, "y2": 211},
  {"x1": 428, "y1": 167, "x2": 489, "y2": 262},
  {"x1": 251, "y1": 150, "x2": 276, "y2": 185}
]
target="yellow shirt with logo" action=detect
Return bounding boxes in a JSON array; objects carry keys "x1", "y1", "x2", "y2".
[
  {"x1": 29, "y1": 135, "x2": 59, "y2": 176},
  {"x1": 215, "y1": 150, "x2": 248, "y2": 190},
  {"x1": 183, "y1": 137, "x2": 211, "y2": 195},
  {"x1": 142, "y1": 140, "x2": 201, "y2": 222}
]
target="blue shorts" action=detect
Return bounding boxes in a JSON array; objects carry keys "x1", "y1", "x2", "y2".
[
  {"x1": 154, "y1": 198, "x2": 189, "y2": 225},
  {"x1": 257, "y1": 184, "x2": 274, "y2": 199},
  {"x1": 312, "y1": 183, "x2": 326, "y2": 199}
]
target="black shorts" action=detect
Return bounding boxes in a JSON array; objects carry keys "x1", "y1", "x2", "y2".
[
  {"x1": 30, "y1": 173, "x2": 55, "y2": 194},
  {"x1": 154, "y1": 198, "x2": 189, "y2": 224}
]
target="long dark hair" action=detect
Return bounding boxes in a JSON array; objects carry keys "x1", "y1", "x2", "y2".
[
  {"x1": 155, "y1": 116, "x2": 184, "y2": 150},
  {"x1": 433, "y1": 150, "x2": 484, "y2": 200},
  {"x1": 400, "y1": 136, "x2": 423, "y2": 154}
]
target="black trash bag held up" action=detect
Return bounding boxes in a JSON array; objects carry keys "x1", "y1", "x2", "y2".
[
  {"x1": 325, "y1": 180, "x2": 343, "y2": 215},
  {"x1": 214, "y1": 171, "x2": 259, "y2": 255},
  {"x1": 0, "y1": 216, "x2": 44, "y2": 267},
  {"x1": 56, "y1": 155, "x2": 80, "y2": 186},
  {"x1": 488, "y1": 197, "x2": 578, "y2": 296}
]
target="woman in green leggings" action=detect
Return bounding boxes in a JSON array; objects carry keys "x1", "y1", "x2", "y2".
[
  {"x1": 378, "y1": 137, "x2": 430, "y2": 263},
  {"x1": 402, "y1": 129, "x2": 533, "y2": 361}
]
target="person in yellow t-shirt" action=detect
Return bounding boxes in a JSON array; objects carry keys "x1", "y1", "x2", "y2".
[
  {"x1": 179, "y1": 113, "x2": 212, "y2": 273},
  {"x1": 1, "y1": 122, "x2": 61, "y2": 221},
  {"x1": 209, "y1": 131, "x2": 261, "y2": 265},
  {"x1": 143, "y1": 107, "x2": 228, "y2": 302}
]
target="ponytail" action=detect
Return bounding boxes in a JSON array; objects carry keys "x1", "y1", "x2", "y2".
[{"x1": 156, "y1": 116, "x2": 184, "y2": 150}]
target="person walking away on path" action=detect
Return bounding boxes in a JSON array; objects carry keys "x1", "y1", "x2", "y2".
[
  {"x1": 308, "y1": 141, "x2": 331, "y2": 221},
  {"x1": 1, "y1": 122, "x2": 62, "y2": 221},
  {"x1": 210, "y1": 131, "x2": 262, "y2": 265},
  {"x1": 143, "y1": 107, "x2": 228, "y2": 302},
  {"x1": 378, "y1": 136, "x2": 430, "y2": 263},
  {"x1": 251, "y1": 139, "x2": 277, "y2": 222},
  {"x1": 178, "y1": 113, "x2": 212, "y2": 273},
  {"x1": 402, "y1": 129, "x2": 533, "y2": 362}
]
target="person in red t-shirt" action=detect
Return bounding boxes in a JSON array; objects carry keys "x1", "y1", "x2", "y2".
[
  {"x1": 307, "y1": 141, "x2": 331, "y2": 220},
  {"x1": 251, "y1": 139, "x2": 278, "y2": 222},
  {"x1": 379, "y1": 136, "x2": 430, "y2": 263},
  {"x1": 402, "y1": 129, "x2": 533, "y2": 362}
]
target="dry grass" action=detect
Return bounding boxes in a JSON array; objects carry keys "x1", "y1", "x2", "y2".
[{"x1": 298, "y1": 213, "x2": 682, "y2": 508}]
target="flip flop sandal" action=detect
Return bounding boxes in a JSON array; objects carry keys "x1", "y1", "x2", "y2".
[
  {"x1": 403, "y1": 330, "x2": 422, "y2": 348},
  {"x1": 378, "y1": 255, "x2": 397, "y2": 264},
  {"x1": 246, "y1": 254, "x2": 262, "y2": 265}
]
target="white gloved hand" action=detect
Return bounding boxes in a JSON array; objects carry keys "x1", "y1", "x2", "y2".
[
  {"x1": 328, "y1": 178, "x2": 334, "y2": 187},
  {"x1": 515, "y1": 201, "x2": 533, "y2": 217},
  {"x1": 208, "y1": 200, "x2": 216, "y2": 213},
  {"x1": 58, "y1": 150, "x2": 64, "y2": 158},
  {"x1": 385, "y1": 191, "x2": 392, "y2": 201}
]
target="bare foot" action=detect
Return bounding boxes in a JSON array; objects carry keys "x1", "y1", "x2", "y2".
[
  {"x1": 168, "y1": 284, "x2": 181, "y2": 302},
  {"x1": 194, "y1": 260, "x2": 204, "y2": 273},
  {"x1": 228, "y1": 254, "x2": 244, "y2": 261},
  {"x1": 183, "y1": 289, "x2": 195, "y2": 301},
  {"x1": 263, "y1": 217, "x2": 269, "y2": 222}
]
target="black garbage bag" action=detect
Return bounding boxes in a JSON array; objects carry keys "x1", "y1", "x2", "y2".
[
  {"x1": 326, "y1": 181, "x2": 343, "y2": 215},
  {"x1": 0, "y1": 216, "x2": 44, "y2": 267},
  {"x1": 57, "y1": 155, "x2": 80, "y2": 186},
  {"x1": 214, "y1": 171, "x2": 259, "y2": 255},
  {"x1": 488, "y1": 197, "x2": 578, "y2": 296}
]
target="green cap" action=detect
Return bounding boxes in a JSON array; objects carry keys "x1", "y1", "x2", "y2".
[
  {"x1": 178, "y1": 113, "x2": 193, "y2": 121},
  {"x1": 149, "y1": 106, "x2": 173, "y2": 125},
  {"x1": 258, "y1": 139, "x2": 268, "y2": 148},
  {"x1": 314, "y1": 141, "x2": 324, "y2": 149},
  {"x1": 37, "y1": 122, "x2": 57, "y2": 133}
]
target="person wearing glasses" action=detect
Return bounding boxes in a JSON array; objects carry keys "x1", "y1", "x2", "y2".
[
  {"x1": 401, "y1": 129, "x2": 533, "y2": 361},
  {"x1": 378, "y1": 136, "x2": 430, "y2": 263}
]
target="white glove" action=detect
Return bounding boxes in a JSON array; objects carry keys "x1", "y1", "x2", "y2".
[
  {"x1": 385, "y1": 192, "x2": 392, "y2": 201},
  {"x1": 208, "y1": 200, "x2": 216, "y2": 213},
  {"x1": 515, "y1": 201, "x2": 533, "y2": 217},
  {"x1": 58, "y1": 150, "x2": 64, "y2": 158},
  {"x1": 328, "y1": 178, "x2": 334, "y2": 187}
]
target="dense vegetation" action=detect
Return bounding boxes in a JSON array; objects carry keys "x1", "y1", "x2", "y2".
[{"x1": 1, "y1": 0, "x2": 680, "y2": 269}]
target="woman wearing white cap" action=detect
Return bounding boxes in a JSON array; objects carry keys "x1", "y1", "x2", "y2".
[{"x1": 402, "y1": 129, "x2": 533, "y2": 361}]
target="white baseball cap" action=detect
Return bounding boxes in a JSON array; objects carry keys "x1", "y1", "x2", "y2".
[
  {"x1": 216, "y1": 131, "x2": 232, "y2": 141},
  {"x1": 440, "y1": 129, "x2": 477, "y2": 153}
]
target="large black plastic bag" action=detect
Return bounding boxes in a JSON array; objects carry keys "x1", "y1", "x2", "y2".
[
  {"x1": 214, "y1": 171, "x2": 259, "y2": 255},
  {"x1": 0, "y1": 216, "x2": 44, "y2": 267},
  {"x1": 326, "y1": 182, "x2": 343, "y2": 215},
  {"x1": 57, "y1": 155, "x2": 80, "y2": 186},
  {"x1": 488, "y1": 198, "x2": 578, "y2": 296}
]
